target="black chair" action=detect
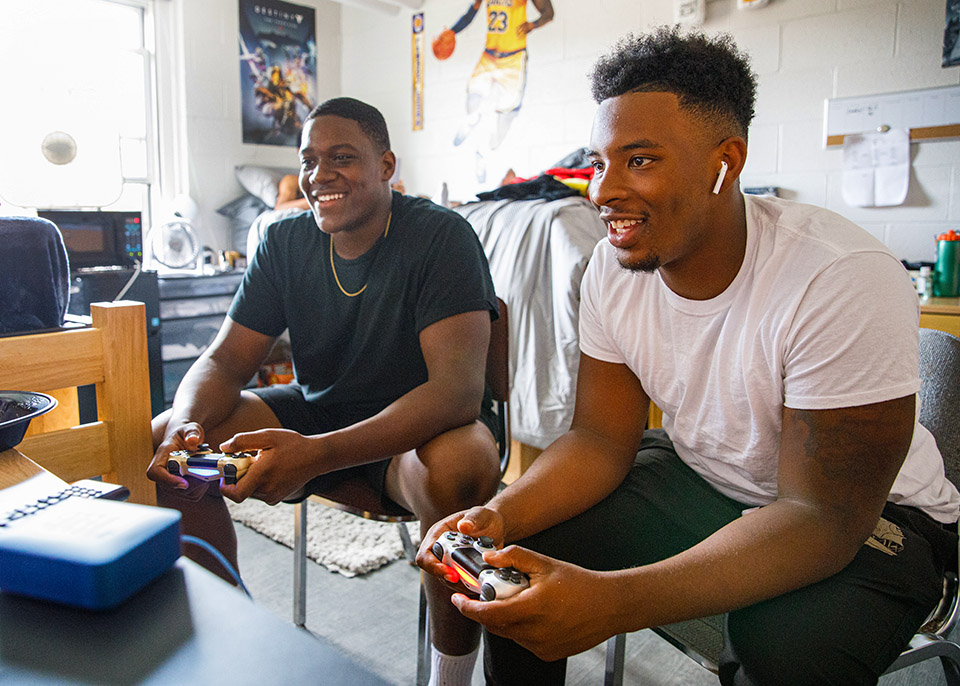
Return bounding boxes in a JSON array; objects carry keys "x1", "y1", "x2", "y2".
[
  {"x1": 0, "y1": 216, "x2": 70, "y2": 335},
  {"x1": 290, "y1": 298, "x2": 511, "y2": 685},
  {"x1": 604, "y1": 327, "x2": 960, "y2": 686}
]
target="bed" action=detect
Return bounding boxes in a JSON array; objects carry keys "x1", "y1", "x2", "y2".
[
  {"x1": 222, "y1": 166, "x2": 608, "y2": 453},
  {"x1": 217, "y1": 164, "x2": 302, "y2": 259},
  {"x1": 455, "y1": 195, "x2": 606, "y2": 451}
]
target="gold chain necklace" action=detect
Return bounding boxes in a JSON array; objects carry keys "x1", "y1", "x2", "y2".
[{"x1": 329, "y1": 211, "x2": 392, "y2": 297}]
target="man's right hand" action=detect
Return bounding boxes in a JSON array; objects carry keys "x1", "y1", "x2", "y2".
[
  {"x1": 146, "y1": 421, "x2": 206, "y2": 493},
  {"x1": 416, "y1": 506, "x2": 506, "y2": 582}
]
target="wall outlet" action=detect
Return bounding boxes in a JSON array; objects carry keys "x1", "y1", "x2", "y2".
[{"x1": 674, "y1": 0, "x2": 705, "y2": 25}]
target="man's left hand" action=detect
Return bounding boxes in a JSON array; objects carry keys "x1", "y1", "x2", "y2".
[
  {"x1": 517, "y1": 21, "x2": 536, "y2": 36},
  {"x1": 451, "y1": 546, "x2": 622, "y2": 662},
  {"x1": 219, "y1": 428, "x2": 318, "y2": 505}
]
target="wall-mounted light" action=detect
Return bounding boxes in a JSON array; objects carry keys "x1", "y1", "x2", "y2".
[{"x1": 0, "y1": 103, "x2": 124, "y2": 210}]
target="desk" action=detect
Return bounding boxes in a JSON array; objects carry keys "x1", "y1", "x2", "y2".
[
  {"x1": 0, "y1": 451, "x2": 389, "y2": 686},
  {"x1": 921, "y1": 297, "x2": 960, "y2": 337}
]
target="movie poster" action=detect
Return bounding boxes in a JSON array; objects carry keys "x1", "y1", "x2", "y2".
[
  {"x1": 945, "y1": 0, "x2": 960, "y2": 67},
  {"x1": 239, "y1": 0, "x2": 317, "y2": 146}
]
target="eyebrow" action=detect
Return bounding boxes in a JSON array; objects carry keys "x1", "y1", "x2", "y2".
[
  {"x1": 585, "y1": 139, "x2": 664, "y2": 158},
  {"x1": 619, "y1": 139, "x2": 662, "y2": 152},
  {"x1": 299, "y1": 142, "x2": 361, "y2": 156}
]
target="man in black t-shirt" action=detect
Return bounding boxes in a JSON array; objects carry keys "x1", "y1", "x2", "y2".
[{"x1": 147, "y1": 98, "x2": 501, "y2": 684}]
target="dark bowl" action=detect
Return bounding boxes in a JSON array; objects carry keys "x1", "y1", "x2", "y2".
[{"x1": 0, "y1": 391, "x2": 58, "y2": 452}]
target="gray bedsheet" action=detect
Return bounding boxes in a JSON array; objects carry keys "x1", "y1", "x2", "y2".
[{"x1": 456, "y1": 197, "x2": 606, "y2": 449}]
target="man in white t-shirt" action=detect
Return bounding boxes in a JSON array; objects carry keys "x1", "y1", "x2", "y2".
[{"x1": 417, "y1": 26, "x2": 960, "y2": 686}]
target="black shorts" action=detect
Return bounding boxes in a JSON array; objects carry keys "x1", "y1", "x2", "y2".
[
  {"x1": 483, "y1": 429, "x2": 958, "y2": 686},
  {"x1": 251, "y1": 382, "x2": 500, "y2": 512}
]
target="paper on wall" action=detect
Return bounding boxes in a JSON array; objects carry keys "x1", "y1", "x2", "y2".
[{"x1": 841, "y1": 128, "x2": 910, "y2": 207}]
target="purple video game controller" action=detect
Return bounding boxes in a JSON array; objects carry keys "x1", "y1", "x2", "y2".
[
  {"x1": 167, "y1": 444, "x2": 254, "y2": 485},
  {"x1": 431, "y1": 532, "x2": 529, "y2": 601}
]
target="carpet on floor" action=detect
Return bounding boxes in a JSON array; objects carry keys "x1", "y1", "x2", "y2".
[{"x1": 227, "y1": 498, "x2": 420, "y2": 577}]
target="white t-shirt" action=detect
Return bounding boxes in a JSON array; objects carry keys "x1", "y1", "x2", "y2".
[{"x1": 579, "y1": 194, "x2": 960, "y2": 523}]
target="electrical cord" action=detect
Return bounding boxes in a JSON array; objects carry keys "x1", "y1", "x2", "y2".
[
  {"x1": 180, "y1": 534, "x2": 252, "y2": 598},
  {"x1": 113, "y1": 260, "x2": 142, "y2": 301}
]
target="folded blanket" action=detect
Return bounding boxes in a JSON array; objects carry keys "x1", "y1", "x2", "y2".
[{"x1": 0, "y1": 217, "x2": 70, "y2": 334}]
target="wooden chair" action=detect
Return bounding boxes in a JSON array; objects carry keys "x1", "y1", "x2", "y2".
[
  {"x1": 603, "y1": 327, "x2": 960, "y2": 685},
  {"x1": 290, "y1": 297, "x2": 511, "y2": 685},
  {"x1": 0, "y1": 301, "x2": 155, "y2": 505}
]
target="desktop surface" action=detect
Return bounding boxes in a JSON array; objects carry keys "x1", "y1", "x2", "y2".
[{"x1": 0, "y1": 557, "x2": 390, "y2": 685}]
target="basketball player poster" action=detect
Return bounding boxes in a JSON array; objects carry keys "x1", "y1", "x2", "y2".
[
  {"x1": 432, "y1": 0, "x2": 554, "y2": 180},
  {"x1": 238, "y1": 0, "x2": 317, "y2": 147}
]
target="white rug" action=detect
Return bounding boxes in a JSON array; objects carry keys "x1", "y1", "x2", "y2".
[{"x1": 227, "y1": 498, "x2": 420, "y2": 577}]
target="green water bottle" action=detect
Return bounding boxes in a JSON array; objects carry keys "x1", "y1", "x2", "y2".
[{"x1": 934, "y1": 230, "x2": 960, "y2": 298}]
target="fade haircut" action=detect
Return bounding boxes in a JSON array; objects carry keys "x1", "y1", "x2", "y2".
[
  {"x1": 589, "y1": 26, "x2": 757, "y2": 140},
  {"x1": 306, "y1": 97, "x2": 391, "y2": 153}
]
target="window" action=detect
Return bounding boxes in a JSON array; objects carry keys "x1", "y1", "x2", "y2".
[{"x1": 0, "y1": 0, "x2": 156, "y2": 220}]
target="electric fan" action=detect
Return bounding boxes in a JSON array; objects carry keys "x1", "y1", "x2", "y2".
[{"x1": 147, "y1": 219, "x2": 201, "y2": 272}]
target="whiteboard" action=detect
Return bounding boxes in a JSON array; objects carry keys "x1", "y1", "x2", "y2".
[{"x1": 823, "y1": 84, "x2": 960, "y2": 147}]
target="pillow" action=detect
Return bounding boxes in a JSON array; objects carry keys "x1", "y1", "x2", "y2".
[
  {"x1": 217, "y1": 192, "x2": 269, "y2": 223},
  {"x1": 217, "y1": 193, "x2": 270, "y2": 255},
  {"x1": 235, "y1": 165, "x2": 297, "y2": 208}
]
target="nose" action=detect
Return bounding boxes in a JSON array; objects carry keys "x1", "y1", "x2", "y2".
[
  {"x1": 305, "y1": 160, "x2": 337, "y2": 187},
  {"x1": 588, "y1": 163, "x2": 623, "y2": 209}
]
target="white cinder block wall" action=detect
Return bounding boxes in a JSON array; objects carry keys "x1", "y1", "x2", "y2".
[
  {"x1": 177, "y1": 0, "x2": 342, "y2": 250},
  {"x1": 338, "y1": 0, "x2": 960, "y2": 264}
]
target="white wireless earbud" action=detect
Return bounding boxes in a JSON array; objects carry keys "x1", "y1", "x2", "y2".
[{"x1": 712, "y1": 161, "x2": 728, "y2": 195}]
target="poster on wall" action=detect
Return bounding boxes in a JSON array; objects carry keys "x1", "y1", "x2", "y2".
[
  {"x1": 238, "y1": 0, "x2": 317, "y2": 146},
  {"x1": 412, "y1": 13, "x2": 425, "y2": 131},
  {"x1": 431, "y1": 0, "x2": 554, "y2": 181},
  {"x1": 946, "y1": 0, "x2": 960, "y2": 67}
]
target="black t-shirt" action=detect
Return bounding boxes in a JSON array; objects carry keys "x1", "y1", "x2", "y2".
[{"x1": 228, "y1": 192, "x2": 498, "y2": 428}]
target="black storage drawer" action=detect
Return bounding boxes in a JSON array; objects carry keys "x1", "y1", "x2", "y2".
[
  {"x1": 158, "y1": 272, "x2": 245, "y2": 409},
  {"x1": 162, "y1": 358, "x2": 195, "y2": 405},
  {"x1": 159, "y1": 294, "x2": 236, "y2": 320},
  {"x1": 160, "y1": 314, "x2": 226, "y2": 362},
  {"x1": 158, "y1": 272, "x2": 244, "y2": 299}
]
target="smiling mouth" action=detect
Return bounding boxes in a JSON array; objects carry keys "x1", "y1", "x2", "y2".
[
  {"x1": 608, "y1": 218, "x2": 644, "y2": 235},
  {"x1": 311, "y1": 191, "x2": 345, "y2": 202}
]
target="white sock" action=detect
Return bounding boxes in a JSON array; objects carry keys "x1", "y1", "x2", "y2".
[{"x1": 427, "y1": 646, "x2": 480, "y2": 686}]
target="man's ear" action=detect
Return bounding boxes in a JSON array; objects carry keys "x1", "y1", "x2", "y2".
[
  {"x1": 381, "y1": 150, "x2": 397, "y2": 182},
  {"x1": 714, "y1": 137, "x2": 747, "y2": 194}
]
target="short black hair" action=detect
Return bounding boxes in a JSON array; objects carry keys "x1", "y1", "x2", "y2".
[
  {"x1": 306, "y1": 97, "x2": 391, "y2": 152},
  {"x1": 590, "y1": 26, "x2": 757, "y2": 140}
]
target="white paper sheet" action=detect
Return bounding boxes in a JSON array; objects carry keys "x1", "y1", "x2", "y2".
[{"x1": 841, "y1": 128, "x2": 910, "y2": 207}]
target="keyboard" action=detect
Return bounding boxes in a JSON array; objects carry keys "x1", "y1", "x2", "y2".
[{"x1": 0, "y1": 480, "x2": 130, "y2": 528}]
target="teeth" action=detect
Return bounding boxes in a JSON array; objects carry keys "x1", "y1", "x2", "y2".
[
  {"x1": 311, "y1": 191, "x2": 344, "y2": 202},
  {"x1": 610, "y1": 219, "x2": 641, "y2": 233}
]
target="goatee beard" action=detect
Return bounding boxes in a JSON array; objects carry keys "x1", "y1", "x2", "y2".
[{"x1": 617, "y1": 254, "x2": 661, "y2": 273}]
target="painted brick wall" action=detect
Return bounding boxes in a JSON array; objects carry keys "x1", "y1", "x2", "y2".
[
  {"x1": 340, "y1": 0, "x2": 960, "y2": 263},
  {"x1": 179, "y1": 0, "x2": 342, "y2": 249}
]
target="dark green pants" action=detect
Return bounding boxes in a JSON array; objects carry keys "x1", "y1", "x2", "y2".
[{"x1": 484, "y1": 430, "x2": 955, "y2": 686}]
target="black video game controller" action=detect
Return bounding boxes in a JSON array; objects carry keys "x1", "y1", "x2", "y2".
[
  {"x1": 431, "y1": 532, "x2": 530, "y2": 601},
  {"x1": 167, "y1": 444, "x2": 255, "y2": 485}
]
